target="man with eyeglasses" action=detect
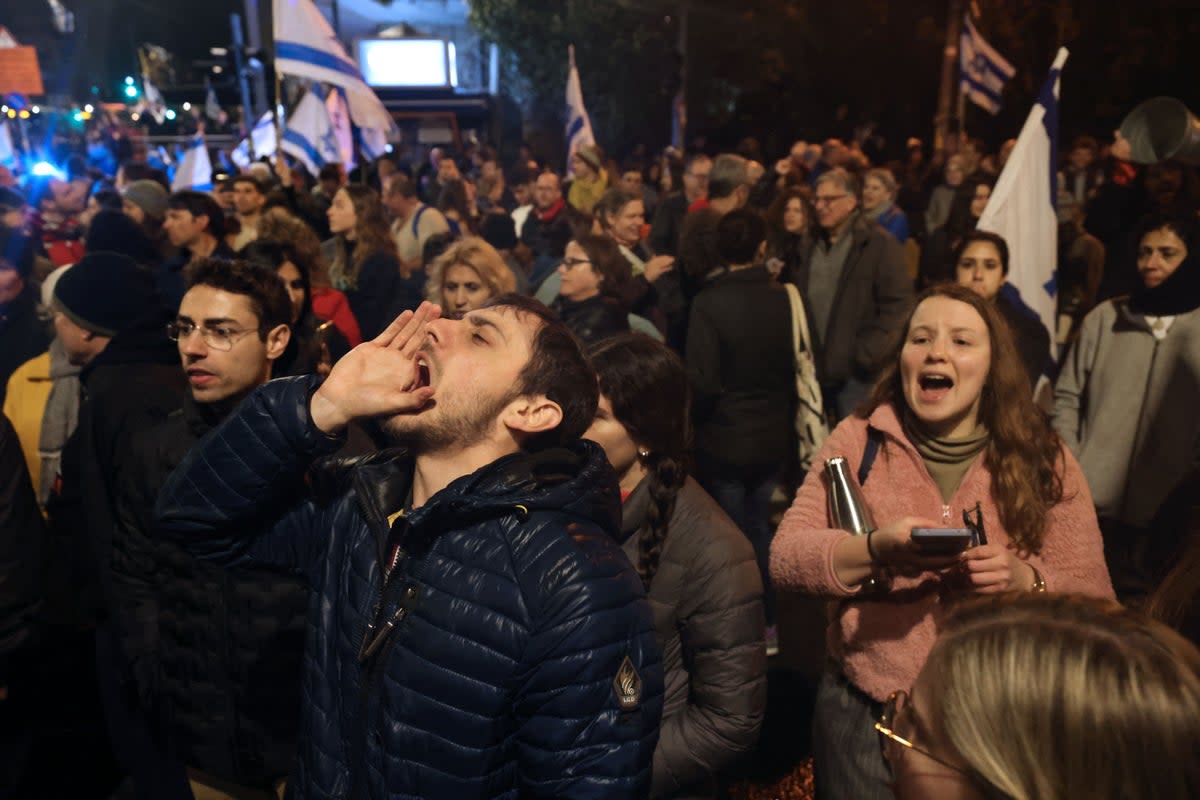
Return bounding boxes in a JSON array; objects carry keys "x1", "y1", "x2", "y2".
[
  {"x1": 795, "y1": 167, "x2": 912, "y2": 419},
  {"x1": 649, "y1": 153, "x2": 712, "y2": 257},
  {"x1": 120, "y1": 258, "x2": 307, "y2": 798}
]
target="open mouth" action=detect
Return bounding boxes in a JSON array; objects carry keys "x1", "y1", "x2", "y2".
[
  {"x1": 411, "y1": 357, "x2": 431, "y2": 390},
  {"x1": 918, "y1": 373, "x2": 954, "y2": 401}
]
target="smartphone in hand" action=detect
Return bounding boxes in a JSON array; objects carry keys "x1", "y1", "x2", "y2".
[{"x1": 911, "y1": 527, "x2": 977, "y2": 555}]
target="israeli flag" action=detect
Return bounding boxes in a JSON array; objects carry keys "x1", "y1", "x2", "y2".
[
  {"x1": 280, "y1": 87, "x2": 341, "y2": 178},
  {"x1": 565, "y1": 48, "x2": 595, "y2": 174},
  {"x1": 960, "y1": 16, "x2": 1016, "y2": 115},
  {"x1": 325, "y1": 86, "x2": 355, "y2": 170},
  {"x1": 977, "y1": 48, "x2": 1070, "y2": 353},
  {"x1": 0, "y1": 121, "x2": 14, "y2": 166},
  {"x1": 172, "y1": 134, "x2": 213, "y2": 192},
  {"x1": 231, "y1": 112, "x2": 278, "y2": 169},
  {"x1": 273, "y1": 0, "x2": 397, "y2": 140}
]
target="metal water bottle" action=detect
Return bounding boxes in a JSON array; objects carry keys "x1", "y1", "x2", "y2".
[
  {"x1": 825, "y1": 456, "x2": 886, "y2": 591},
  {"x1": 825, "y1": 457, "x2": 875, "y2": 535}
]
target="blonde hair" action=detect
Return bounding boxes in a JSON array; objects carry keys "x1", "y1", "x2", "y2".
[
  {"x1": 927, "y1": 594, "x2": 1200, "y2": 800},
  {"x1": 424, "y1": 236, "x2": 515, "y2": 305}
]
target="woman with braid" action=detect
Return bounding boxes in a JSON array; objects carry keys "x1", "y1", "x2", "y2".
[{"x1": 586, "y1": 333, "x2": 767, "y2": 799}]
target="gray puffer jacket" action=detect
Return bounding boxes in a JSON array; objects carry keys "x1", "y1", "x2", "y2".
[{"x1": 619, "y1": 477, "x2": 767, "y2": 799}]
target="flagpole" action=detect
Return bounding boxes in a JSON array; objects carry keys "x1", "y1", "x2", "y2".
[
  {"x1": 273, "y1": 69, "x2": 284, "y2": 165},
  {"x1": 934, "y1": 0, "x2": 965, "y2": 150},
  {"x1": 957, "y1": 79, "x2": 966, "y2": 143}
]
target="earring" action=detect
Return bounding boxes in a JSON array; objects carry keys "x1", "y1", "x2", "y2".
[{"x1": 637, "y1": 448, "x2": 650, "y2": 459}]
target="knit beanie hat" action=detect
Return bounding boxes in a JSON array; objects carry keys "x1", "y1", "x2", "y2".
[
  {"x1": 122, "y1": 179, "x2": 169, "y2": 221},
  {"x1": 575, "y1": 144, "x2": 604, "y2": 173},
  {"x1": 53, "y1": 251, "x2": 158, "y2": 337}
]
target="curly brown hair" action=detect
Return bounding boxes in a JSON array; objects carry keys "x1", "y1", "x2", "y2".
[
  {"x1": 330, "y1": 185, "x2": 402, "y2": 285},
  {"x1": 864, "y1": 283, "x2": 1064, "y2": 554},
  {"x1": 258, "y1": 206, "x2": 331, "y2": 288}
]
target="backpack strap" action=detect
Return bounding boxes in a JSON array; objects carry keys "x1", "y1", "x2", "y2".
[
  {"x1": 858, "y1": 427, "x2": 884, "y2": 486},
  {"x1": 411, "y1": 205, "x2": 428, "y2": 237}
]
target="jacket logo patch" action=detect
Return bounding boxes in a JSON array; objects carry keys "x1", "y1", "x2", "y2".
[{"x1": 612, "y1": 655, "x2": 642, "y2": 711}]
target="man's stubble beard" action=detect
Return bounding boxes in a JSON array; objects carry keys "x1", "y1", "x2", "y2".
[{"x1": 379, "y1": 385, "x2": 518, "y2": 453}]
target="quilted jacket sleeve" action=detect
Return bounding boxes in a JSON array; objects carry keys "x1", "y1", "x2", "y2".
[
  {"x1": 653, "y1": 491, "x2": 766, "y2": 795},
  {"x1": 154, "y1": 376, "x2": 345, "y2": 578},
  {"x1": 511, "y1": 518, "x2": 664, "y2": 798}
]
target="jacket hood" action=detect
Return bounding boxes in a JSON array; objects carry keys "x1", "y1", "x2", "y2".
[{"x1": 82, "y1": 307, "x2": 180, "y2": 380}]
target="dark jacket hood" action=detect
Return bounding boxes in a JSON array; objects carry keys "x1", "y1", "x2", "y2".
[{"x1": 82, "y1": 307, "x2": 179, "y2": 381}]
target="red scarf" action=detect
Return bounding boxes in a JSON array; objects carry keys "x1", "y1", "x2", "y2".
[{"x1": 534, "y1": 196, "x2": 566, "y2": 223}]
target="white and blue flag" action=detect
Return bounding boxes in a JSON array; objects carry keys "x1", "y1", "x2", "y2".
[
  {"x1": 231, "y1": 112, "x2": 278, "y2": 169},
  {"x1": 565, "y1": 47, "x2": 595, "y2": 174},
  {"x1": 977, "y1": 47, "x2": 1070, "y2": 353},
  {"x1": 960, "y1": 16, "x2": 1016, "y2": 115},
  {"x1": 280, "y1": 86, "x2": 341, "y2": 178},
  {"x1": 273, "y1": 0, "x2": 396, "y2": 140},
  {"x1": 325, "y1": 86, "x2": 355, "y2": 171},
  {"x1": 172, "y1": 134, "x2": 213, "y2": 192},
  {"x1": 0, "y1": 121, "x2": 14, "y2": 166}
]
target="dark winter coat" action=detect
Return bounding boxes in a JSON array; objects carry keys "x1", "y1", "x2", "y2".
[
  {"x1": 794, "y1": 213, "x2": 913, "y2": 391},
  {"x1": 155, "y1": 376, "x2": 664, "y2": 800},
  {"x1": 47, "y1": 310, "x2": 186, "y2": 629},
  {"x1": 619, "y1": 477, "x2": 766, "y2": 799},
  {"x1": 0, "y1": 412, "x2": 44, "y2": 687},
  {"x1": 685, "y1": 265, "x2": 794, "y2": 472},
  {"x1": 552, "y1": 294, "x2": 632, "y2": 346},
  {"x1": 125, "y1": 397, "x2": 307, "y2": 787}
]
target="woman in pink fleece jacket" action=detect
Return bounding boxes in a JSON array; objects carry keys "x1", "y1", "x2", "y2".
[{"x1": 771, "y1": 283, "x2": 1113, "y2": 800}]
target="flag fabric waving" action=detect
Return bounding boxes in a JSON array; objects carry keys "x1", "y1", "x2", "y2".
[
  {"x1": 205, "y1": 80, "x2": 222, "y2": 122},
  {"x1": 0, "y1": 121, "x2": 15, "y2": 166},
  {"x1": 977, "y1": 47, "x2": 1070, "y2": 353},
  {"x1": 231, "y1": 112, "x2": 278, "y2": 168},
  {"x1": 280, "y1": 86, "x2": 342, "y2": 177},
  {"x1": 172, "y1": 134, "x2": 213, "y2": 192},
  {"x1": 325, "y1": 87, "x2": 355, "y2": 171},
  {"x1": 565, "y1": 46, "x2": 595, "y2": 174},
  {"x1": 960, "y1": 16, "x2": 1016, "y2": 115},
  {"x1": 273, "y1": 0, "x2": 396, "y2": 139}
]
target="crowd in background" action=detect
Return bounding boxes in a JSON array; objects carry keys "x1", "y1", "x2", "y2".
[{"x1": 0, "y1": 115, "x2": 1198, "y2": 800}]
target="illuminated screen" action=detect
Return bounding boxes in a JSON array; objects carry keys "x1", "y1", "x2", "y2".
[{"x1": 358, "y1": 39, "x2": 454, "y2": 88}]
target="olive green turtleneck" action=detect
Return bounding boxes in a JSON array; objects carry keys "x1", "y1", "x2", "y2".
[{"x1": 902, "y1": 414, "x2": 989, "y2": 503}]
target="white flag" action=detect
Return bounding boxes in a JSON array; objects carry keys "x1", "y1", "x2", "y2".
[
  {"x1": 280, "y1": 87, "x2": 341, "y2": 178},
  {"x1": 273, "y1": 0, "x2": 397, "y2": 139},
  {"x1": 172, "y1": 134, "x2": 213, "y2": 192},
  {"x1": 231, "y1": 112, "x2": 278, "y2": 168},
  {"x1": 565, "y1": 48, "x2": 595, "y2": 174},
  {"x1": 977, "y1": 48, "x2": 1069, "y2": 356},
  {"x1": 960, "y1": 16, "x2": 1016, "y2": 115},
  {"x1": 0, "y1": 121, "x2": 14, "y2": 166}
]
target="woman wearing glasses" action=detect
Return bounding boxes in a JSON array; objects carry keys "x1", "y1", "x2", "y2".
[
  {"x1": 771, "y1": 283, "x2": 1113, "y2": 799},
  {"x1": 878, "y1": 594, "x2": 1200, "y2": 799},
  {"x1": 551, "y1": 235, "x2": 631, "y2": 345}
]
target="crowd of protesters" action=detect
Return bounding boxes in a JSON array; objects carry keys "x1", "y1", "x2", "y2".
[{"x1": 0, "y1": 116, "x2": 1198, "y2": 800}]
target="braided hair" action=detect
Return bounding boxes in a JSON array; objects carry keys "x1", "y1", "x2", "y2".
[{"x1": 589, "y1": 333, "x2": 691, "y2": 588}]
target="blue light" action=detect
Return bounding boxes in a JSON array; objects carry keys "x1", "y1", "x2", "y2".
[
  {"x1": 32, "y1": 161, "x2": 62, "y2": 178},
  {"x1": 124, "y1": 76, "x2": 135, "y2": 85},
  {"x1": 124, "y1": 85, "x2": 139, "y2": 99},
  {"x1": 164, "y1": 109, "x2": 176, "y2": 120}
]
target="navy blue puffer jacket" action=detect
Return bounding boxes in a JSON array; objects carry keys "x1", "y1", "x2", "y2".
[{"x1": 155, "y1": 376, "x2": 663, "y2": 799}]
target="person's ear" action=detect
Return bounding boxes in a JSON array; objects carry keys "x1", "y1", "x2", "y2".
[
  {"x1": 501, "y1": 395, "x2": 563, "y2": 437},
  {"x1": 755, "y1": 240, "x2": 768, "y2": 263},
  {"x1": 264, "y1": 323, "x2": 291, "y2": 361}
]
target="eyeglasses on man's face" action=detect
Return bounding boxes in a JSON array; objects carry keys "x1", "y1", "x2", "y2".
[
  {"x1": 814, "y1": 193, "x2": 850, "y2": 206},
  {"x1": 167, "y1": 320, "x2": 259, "y2": 351}
]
